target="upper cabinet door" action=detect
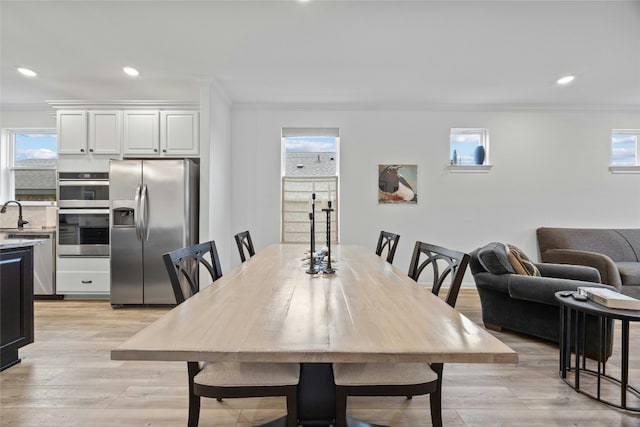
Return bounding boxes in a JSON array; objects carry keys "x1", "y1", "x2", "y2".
[
  {"x1": 89, "y1": 111, "x2": 121, "y2": 154},
  {"x1": 57, "y1": 111, "x2": 88, "y2": 154},
  {"x1": 123, "y1": 111, "x2": 160, "y2": 155},
  {"x1": 160, "y1": 111, "x2": 199, "y2": 156}
]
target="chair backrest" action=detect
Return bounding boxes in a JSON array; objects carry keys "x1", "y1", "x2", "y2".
[
  {"x1": 163, "y1": 240, "x2": 223, "y2": 304},
  {"x1": 234, "y1": 230, "x2": 255, "y2": 263},
  {"x1": 407, "y1": 241, "x2": 470, "y2": 308},
  {"x1": 375, "y1": 231, "x2": 400, "y2": 264}
]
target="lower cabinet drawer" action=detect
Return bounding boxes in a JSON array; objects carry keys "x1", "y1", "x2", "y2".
[{"x1": 57, "y1": 271, "x2": 110, "y2": 294}]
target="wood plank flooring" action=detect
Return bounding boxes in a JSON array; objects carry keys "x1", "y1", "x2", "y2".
[{"x1": 2, "y1": 289, "x2": 640, "y2": 426}]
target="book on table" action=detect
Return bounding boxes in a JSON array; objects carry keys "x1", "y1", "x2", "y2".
[{"x1": 577, "y1": 287, "x2": 640, "y2": 310}]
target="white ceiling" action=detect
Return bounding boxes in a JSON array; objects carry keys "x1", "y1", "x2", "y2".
[{"x1": 2, "y1": 0, "x2": 639, "y2": 109}]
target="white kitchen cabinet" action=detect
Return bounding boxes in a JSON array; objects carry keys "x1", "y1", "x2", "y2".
[
  {"x1": 88, "y1": 111, "x2": 121, "y2": 154},
  {"x1": 57, "y1": 111, "x2": 88, "y2": 154},
  {"x1": 57, "y1": 110, "x2": 121, "y2": 156},
  {"x1": 122, "y1": 110, "x2": 160, "y2": 155},
  {"x1": 56, "y1": 257, "x2": 110, "y2": 295},
  {"x1": 160, "y1": 111, "x2": 199, "y2": 156}
]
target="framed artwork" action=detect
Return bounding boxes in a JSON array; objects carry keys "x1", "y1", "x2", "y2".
[{"x1": 378, "y1": 164, "x2": 418, "y2": 204}]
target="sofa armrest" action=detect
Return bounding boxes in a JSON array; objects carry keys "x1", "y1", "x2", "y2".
[
  {"x1": 472, "y1": 271, "x2": 510, "y2": 294},
  {"x1": 508, "y1": 275, "x2": 617, "y2": 306},
  {"x1": 536, "y1": 262, "x2": 601, "y2": 283},
  {"x1": 540, "y1": 248, "x2": 622, "y2": 290}
]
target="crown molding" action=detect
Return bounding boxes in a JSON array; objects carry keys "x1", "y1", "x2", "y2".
[
  {"x1": 46, "y1": 100, "x2": 199, "y2": 110},
  {"x1": 232, "y1": 102, "x2": 640, "y2": 112}
]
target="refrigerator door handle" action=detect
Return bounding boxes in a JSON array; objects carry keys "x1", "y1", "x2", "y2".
[
  {"x1": 141, "y1": 184, "x2": 150, "y2": 241},
  {"x1": 134, "y1": 185, "x2": 142, "y2": 241}
]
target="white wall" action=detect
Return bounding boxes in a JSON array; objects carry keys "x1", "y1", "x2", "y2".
[
  {"x1": 0, "y1": 109, "x2": 55, "y2": 129},
  {"x1": 230, "y1": 107, "x2": 640, "y2": 278},
  {"x1": 206, "y1": 83, "x2": 233, "y2": 273}
]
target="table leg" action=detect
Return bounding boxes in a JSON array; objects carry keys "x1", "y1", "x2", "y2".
[
  {"x1": 574, "y1": 309, "x2": 581, "y2": 391},
  {"x1": 622, "y1": 320, "x2": 629, "y2": 409}
]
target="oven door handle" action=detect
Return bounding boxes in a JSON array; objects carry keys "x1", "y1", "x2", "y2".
[
  {"x1": 141, "y1": 184, "x2": 150, "y2": 241},
  {"x1": 58, "y1": 180, "x2": 109, "y2": 186},
  {"x1": 58, "y1": 209, "x2": 110, "y2": 215},
  {"x1": 134, "y1": 185, "x2": 142, "y2": 241}
]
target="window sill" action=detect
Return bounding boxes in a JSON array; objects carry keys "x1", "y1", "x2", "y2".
[
  {"x1": 609, "y1": 166, "x2": 640, "y2": 174},
  {"x1": 449, "y1": 164, "x2": 492, "y2": 173}
]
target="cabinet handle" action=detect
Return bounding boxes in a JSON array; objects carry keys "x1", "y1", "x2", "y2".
[
  {"x1": 154, "y1": 148, "x2": 158, "y2": 152},
  {"x1": 81, "y1": 280, "x2": 93, "y2": 284},
  {"x1": 89, "y1": 148, "x2": 94, "y2": 152},
  {"x1": 80, "y1": 149, "x2": 85, "y2": 153},
  {"x1": 162, "y1": 149, "x2": 167, "y2": 153}
]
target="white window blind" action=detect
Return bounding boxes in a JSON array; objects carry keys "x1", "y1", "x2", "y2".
[{"x1": 282, "y1": 176, "x2": 338, "y2": 244}]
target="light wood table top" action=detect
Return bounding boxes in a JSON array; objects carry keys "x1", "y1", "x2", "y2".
[{"x1": 112, "y1": 244, "x2": 517, "y2": 365}]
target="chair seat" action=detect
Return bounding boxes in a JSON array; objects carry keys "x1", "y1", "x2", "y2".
[
  {"x1": 333, "y1": 363, "x2": 437, "y2": 386},
  {"x1": 195, "y1": 362, "x2": 300, "y2": 387}
]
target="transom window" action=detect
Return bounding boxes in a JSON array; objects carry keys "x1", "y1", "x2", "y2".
[
  {"x1": 450, "y1": 128, "x2": 489, "y2": 166},
  {"x1": 611, "y1": 130, "x2": 639, "y2": 166}
]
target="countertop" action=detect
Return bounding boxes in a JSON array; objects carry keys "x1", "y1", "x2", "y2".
[
  {"x1": 0, "y1": 227, "x2": 56, "y2": 235},
  {"x1": 0, "y1": 239, "x2": 47, "y2": 250}
]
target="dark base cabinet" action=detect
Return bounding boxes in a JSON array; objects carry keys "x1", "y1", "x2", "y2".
[{"x1": 1, "y1": 246, "x2": 34, "y2": 371}]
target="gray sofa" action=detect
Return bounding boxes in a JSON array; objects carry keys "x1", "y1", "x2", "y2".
[
  {"x1": 537, "y1": 227, "x2": 640, "y2": 298},
  {"x1": 470, "y1": 244, "x2": 616, "y2": 360}
]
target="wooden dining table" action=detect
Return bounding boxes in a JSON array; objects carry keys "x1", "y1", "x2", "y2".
[{"x1": 112, "y1": 244, "x2": 518, "y2": 426}]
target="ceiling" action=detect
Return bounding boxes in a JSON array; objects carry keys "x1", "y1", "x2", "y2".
[{"x1": 2, "y1": 0, "x2": 639, "y2": 110}]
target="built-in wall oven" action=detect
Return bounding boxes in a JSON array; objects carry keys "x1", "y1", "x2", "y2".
[{"x1": 57, "y1": 172, "x2": 110, "y2": 257}]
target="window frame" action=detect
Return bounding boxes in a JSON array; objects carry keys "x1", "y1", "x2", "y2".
[
  {"x1": 449, "y1": 128, "x2": 492, "y2": 173},
  {"x1": 1, "y1": 128, "x2": 57, "y2": 205},
  {"x1": 610, "y1": 129, "x2": 640, "y2": 174}
]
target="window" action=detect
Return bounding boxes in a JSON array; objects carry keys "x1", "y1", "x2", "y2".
[
  {"x1": 2, "y1": 130, "x2": 57, "y2": 203},
  {"x1": 450, "y1": 128, "x2": 489, "y2": 167},
  {"x1": 611, "y1": 130, "x2": 639, "y2": 166},
  {"x1": 281, "y1": 128, "x2": 339, "y2": 244}
]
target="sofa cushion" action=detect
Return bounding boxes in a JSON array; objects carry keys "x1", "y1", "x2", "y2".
[
  {"x1": 477, "y1": 242, "x2": 516, "y2": 275},
  {"x1": 616, "y1": 262, "x2": 640, "y2": 286},
  {"x1": 507, "y1": 244, "x2": 541, "y2": 276}
]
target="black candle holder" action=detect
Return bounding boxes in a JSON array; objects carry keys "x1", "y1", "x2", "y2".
[
  {"x1": 321, "y1": 201, "x2": 335, "y2": 274},
  {"x1": 306, "y1": 193, "x2": 318, "y2": 274}
]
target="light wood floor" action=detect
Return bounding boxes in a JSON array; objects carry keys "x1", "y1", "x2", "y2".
[{"x1": 2, "y1": 289, "x2": 640, "y2": 427}]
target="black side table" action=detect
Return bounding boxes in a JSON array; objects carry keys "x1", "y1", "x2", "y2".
[{"x1": 556, "y1": 291, "x2": 640, "y2": 412}]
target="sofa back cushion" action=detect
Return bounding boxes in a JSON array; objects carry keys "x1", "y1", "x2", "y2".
[{"x1": 537, "y1": 227, "x2": 639, "y2": 262}]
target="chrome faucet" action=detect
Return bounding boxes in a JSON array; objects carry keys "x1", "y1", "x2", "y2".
[{"x1": 1, "y1": 200, "x2": 29, "y2": 230}]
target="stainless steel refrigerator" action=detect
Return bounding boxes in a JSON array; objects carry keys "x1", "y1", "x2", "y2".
[{"x1": 109, "y1": 159, "x2": 199, "y2": 305}]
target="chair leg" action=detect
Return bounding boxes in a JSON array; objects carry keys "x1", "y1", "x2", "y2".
[
  {"x1": 429, "y1": 388, "x2": 442, "y2": 427},
  {"x1": 187, "y1": 393, "x2": 201, "y2": 427},
  {"x1": 285, "y1": 386, "x2": 298, "y2": 427},
  {"x1": 187, "y1": 362, "x2": 201, "y2": 427},
  {"x1": 335, "y1": 386, "x2": 348, "y2": 427}
]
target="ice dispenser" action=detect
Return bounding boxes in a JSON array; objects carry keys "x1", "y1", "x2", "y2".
[{"x1": 112, "y1": 201, "x2": 135, "y2": 227}]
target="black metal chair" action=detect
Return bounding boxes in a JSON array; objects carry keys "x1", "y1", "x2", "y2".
[
  {"x1": 162, "y1": 241, "x2": 299, "y2": 427},
  {"x1": 234, "y1": 230, "x2": 255, "y2": 263},
  {"x1": 375, "y1": 230, "x2": 400, "y2": 264},
  {"x1": 333, "y1": 241, "x2": 470, "y2": 427}
]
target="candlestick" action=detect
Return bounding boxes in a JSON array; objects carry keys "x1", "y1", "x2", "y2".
[
  {"x1": 306, "y1": 193, "x2": 318, "y2": 274},
  {"x1": 322, "y1": 207, "x2": 335, "y2": 274}
]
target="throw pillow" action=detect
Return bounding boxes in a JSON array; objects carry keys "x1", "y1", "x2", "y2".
[
  {"x1": 506, "y1": 244, "x2": 541, "y2": 276},
  {"x1": 477, "y1": 242, "x2": 516, "y2": 275}
]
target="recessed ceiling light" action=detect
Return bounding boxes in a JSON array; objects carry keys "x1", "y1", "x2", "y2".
[
  {"x1": 17, "y1": 67, "x2": 37, "y2": 77},
  {"x1": 557, "y1": 75, "x2": 575, "y2": 85},
  {"x1": 123, "y1": 67, "x2": 139, "y2": 77}
]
